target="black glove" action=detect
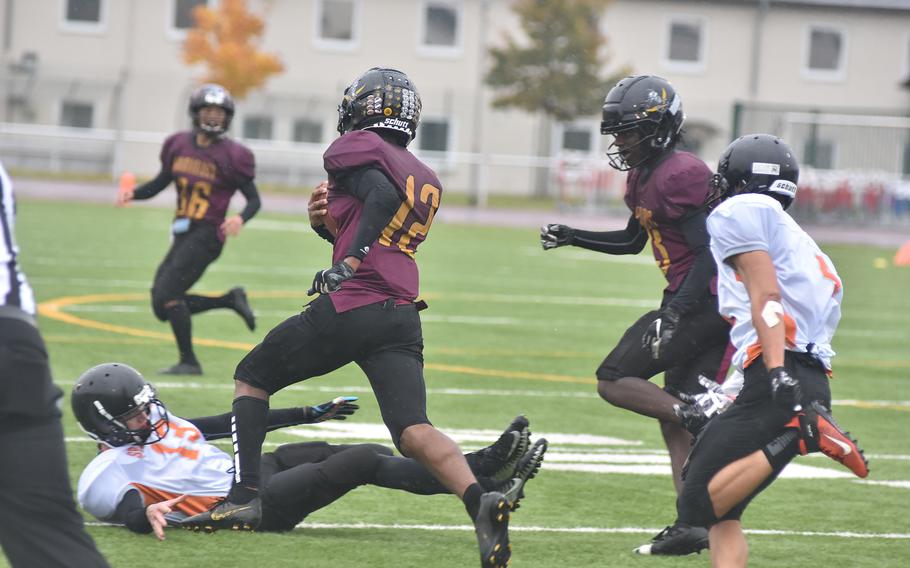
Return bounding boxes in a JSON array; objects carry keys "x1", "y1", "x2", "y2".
[
  {"x1": 641, "y1": 306, "x2": 681, "y2": 359},
  {"x1": 770, "y1": 367, "x2": 802, "y2": 412},
  {"x1": 303, "y1": 396, "x2": 360, "y2": 423},
  {"x1": 307, "y1": 260, "x2": 355, "y2": 295},
  {"x1": 540, "y1": 224, "x2": 575, "y2": 250}
]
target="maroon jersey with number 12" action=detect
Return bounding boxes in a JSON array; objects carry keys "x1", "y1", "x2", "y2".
[
  {"x1": 323, "y1": 130, "x2": 442, "y2": 313},
  {"x1": 160, "y1": 132, "x2": 255, "y2": 239}
]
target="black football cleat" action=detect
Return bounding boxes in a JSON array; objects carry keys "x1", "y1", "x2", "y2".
[
  {"x1": 230, "y1": 287, "x2": 256, "y2": 331},
  {"x1": 488, "y1": 416, "x2": 531, "y2": 482},
  {"x1": 158, "y1": 362, "x2": 203, "y2": 376},
  {"x1": 181, "y1": 497, "x2": 261, "y2": 532},
  {"x1": 501, "y1": 438, "x2": 548, "y2": 510},
  {"x1": 474, "y1": 492, "x2": 511, "y2": 568},
  {"x1": 634, "y1": 522, "x2": 709, "y2": 555}
]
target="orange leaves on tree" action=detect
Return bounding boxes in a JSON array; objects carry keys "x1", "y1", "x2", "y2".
[{"x1": 182, "y1": 0, "x2": 283, "y2": 99}]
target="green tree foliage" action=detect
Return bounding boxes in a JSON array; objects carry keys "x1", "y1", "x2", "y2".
[{"x1": 486, "y1": 0, "x2": 620, "y2": 122}]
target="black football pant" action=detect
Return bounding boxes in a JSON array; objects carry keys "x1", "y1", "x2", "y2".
[
  {"x1": 150, "y1": 222, "x2": 224, "y2": 321},
  {"x1": 258, "y1": 441, "x2": 455, "y2": 531},
  {"x1": 0, "y1": 315, "x2": 109, "y2": 568},
  {"x1": 236, "y1": 295, "x2": 430, "y2": 449},
  {"x1": 596, "y1": 291, "x2": 731, "y2": 396},
  {"x1": 676, "y1": 352, "x2": 832, "y2": 528}
]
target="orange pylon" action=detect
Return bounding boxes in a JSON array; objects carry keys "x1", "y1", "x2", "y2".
[{"x1": 894, "y1": 241, "x2": 910, "y2": 267}]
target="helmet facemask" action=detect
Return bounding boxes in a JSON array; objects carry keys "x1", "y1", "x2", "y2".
[{"x1": 80, "y1": 383, "x2": 171, "y2": 448}]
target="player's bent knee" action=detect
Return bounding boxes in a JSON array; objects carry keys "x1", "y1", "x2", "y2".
[
  {"x1": 395, "y1": 420, "x2": 432, "y2": 456},
  {"x1": 150, "y1": 290, "x2": 169, "y2": 321},
  {"x1": 677, "y1": 484, "x2": 719, "y2": 529},
  {"x1": 596, "y1": 377, "x2": 620, "y2": 403}
]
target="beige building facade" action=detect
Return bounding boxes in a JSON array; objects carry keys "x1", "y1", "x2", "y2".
[{"x1": 1, "y1": 0, "x2": 909, "y2": 199}]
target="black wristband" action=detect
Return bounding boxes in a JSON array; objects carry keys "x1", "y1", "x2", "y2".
[{"x1": 312, "y1": 224, "x2": 335, "y2": 244}]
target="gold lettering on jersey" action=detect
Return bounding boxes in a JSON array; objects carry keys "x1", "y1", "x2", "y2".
[
  {"x1": 172, "y1": 156, "x2": 217, "y2": 181},
  {"x1": 398, "y1": 183, "x2": 440, "y2": 257},
  {"x1": 379, "y1": 175, "x2": 416, "y2": 247},
  {"x1": 635, "y1": 206, "x2": 671, "y2": 274}
]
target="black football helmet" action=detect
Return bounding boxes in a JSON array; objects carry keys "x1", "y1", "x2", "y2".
[
  {"x1": 600, "y1": 75, "x2": 685, "y2": 171},
  {"x1": 336, "y1": 67, "x2": 421, "y2": 146},
  {"x1": 189, "y1": 83, "x2": 235, "y2": 137},
  {"x1": 71, "y1": 363, "x2": 169, "y2": 447},
  {"x1": 713, "y1": 133, "x2": 799, "y2": 209}
]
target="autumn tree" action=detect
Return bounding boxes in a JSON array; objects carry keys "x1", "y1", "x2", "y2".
[
  {"x1": 485, "y1": 0, "x2": 623, "y2": 195},
  {"x1": 183, "y1": 0, "x2": 284, "y2": 99}
]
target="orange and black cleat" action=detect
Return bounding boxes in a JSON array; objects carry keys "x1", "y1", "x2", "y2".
[{"x1": 786, "y1": 402, "x2": 869, "y2": 478}]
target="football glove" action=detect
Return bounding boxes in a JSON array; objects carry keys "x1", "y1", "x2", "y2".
[
  {"x1": 685, "y1": 375, "x2": 735, "y2": 418},
  {"x1": 304, "y1": 396, "x2": 360, "y2": 423},
  {"x1": 770, "y1": 367, "x2": 802, "y2": 413},
  {"x1": 307, "y1": 260, "x2": 355, "y2": 295},
  {"x1": 642, "y1": 306, "x2": 681, "y2": 359},
  {"x1": 540, "y1": 224, "x2": 575, "y2": 250}
]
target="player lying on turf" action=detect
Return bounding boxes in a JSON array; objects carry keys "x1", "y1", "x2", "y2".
[{"x1": 71, "y1": 363, "x2": 547, "y2": 540}]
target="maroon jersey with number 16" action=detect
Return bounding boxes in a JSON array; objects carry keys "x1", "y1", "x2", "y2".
[
  {"x1": 323, "y1": 130, "x2": 442, "y2": 313},
  {"x1": 160, "y1": 132, "x2": 255, "y2": 239}
]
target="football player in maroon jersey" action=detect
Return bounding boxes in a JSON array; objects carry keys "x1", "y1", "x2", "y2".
[
  {"x1": 541, "y1": 75, "x2": 732, "y2": 555},
  {"x1": 183, "y1": 68, "x2": 515, "y2": 568},
  {"x1": 117, "y1": 84, "x2": 260, "y2": 376}
]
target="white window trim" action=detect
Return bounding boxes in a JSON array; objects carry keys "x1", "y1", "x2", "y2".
[
  {"x1": 903, "y1": 30, "x2": 910, "y2": 84},
  {"x1": 415, "y1": 116, "x2": 456, "y2": 169},
  {"x1": 416, "y1": 0, "x2": 463, "y2": 59},
  {"x1": 801, "y1": 23, "x2": 848, "y2": 82},
  {"x1": 58, "y1": 0, "x2": 108, "y2": 35},
  {"x1": 57, "y1": 98, "x2": 96, "y2": 129},
  {"x1": 660, "y1": 15, "x2": 707, "y2": 75},
  {"x1": 166, "y1": 0, "x2": 216, "y2": 41},
  {"x1": 554, "y1": 121, "x2": 600, "y2": 157},
  {"x1": 312, "y1": 0, "x2": 362, "y2": 52}
]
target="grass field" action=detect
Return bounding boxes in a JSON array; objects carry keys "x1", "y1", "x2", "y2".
[{"x1": 6, "y1": 198, "x2": 910, "y2": 567}]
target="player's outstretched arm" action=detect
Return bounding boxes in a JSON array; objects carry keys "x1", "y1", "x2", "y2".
[{"x1": 189, "y1": 398, "x2": 360, "y2": 439}]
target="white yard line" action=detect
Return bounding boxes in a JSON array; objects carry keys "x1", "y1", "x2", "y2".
[{"x1": 82, "y1": 520, "x2": 910, "y2": 539}]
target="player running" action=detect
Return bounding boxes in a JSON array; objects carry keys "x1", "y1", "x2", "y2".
[
  {"x1": 181, "y1": 68, "x2": 518, "y2": 567},
  {"x1": 541, "y1": 75, "x2": 731, "y2": 555},
  {"x1": 116, "y1": 84, "x2": 260, "y2": 376},
  {"x1": 675, "y1": 133, "x2": 868, "y2": 567}
]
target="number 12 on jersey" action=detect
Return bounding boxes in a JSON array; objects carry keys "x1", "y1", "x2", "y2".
[{"x1": 379, "y1": 175, "x2": 439, "y2": 258}]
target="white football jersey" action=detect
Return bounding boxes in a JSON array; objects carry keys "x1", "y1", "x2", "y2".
[
  {"x1": 77, "y1": 407, "x2": 232, "y2": 521},
  {"x1": 707, "y1": 193, "x2": 842, "y2": 371}
]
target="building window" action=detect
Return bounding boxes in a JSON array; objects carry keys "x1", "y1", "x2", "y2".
[
  {"x1": 902, "y1": 141, "x2": 910, "y2": 177},
  {"x1": 804, "y1": 138, "x2": 835, "y2": 169},
  {"x1": 66, "y1": 0, "x2": 101, "y2": 23},
  {"x1": 60, "y1": 101, "x2": 94, "y2": 128},
  {"x1": 315, "y1": 0, "x2": 360, "y2": 49},
  {"x1": 60, "y1": 0, "x2": 106, "y2": 32},
  {"x1": 174, "y1": 0, "x2": 207, "y2": 29},
  {"x1": 663, "y1": 17, "x2": 705, "y2": 72},
  {"x1": 293, "y1": 119, "x2": 323, "y2": 144},
  {"x1": 804, "y1": 25, "x2": 846, "y2": 80},
  {"x1": 421, "y1": 2, "x2": 460, "y2": 51},
  {"x1": 418, "y1": 119, "x2": 450, "y2": 153},
  {"x1": 243, "y1": 116, "x2": 273, "y2": 140},
  {"x1": 561, "y1": 125, "x2": 593, "y2": 153},
  {"x1": 168, "y1": 0, "x2": 208, "y2": 37}
]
